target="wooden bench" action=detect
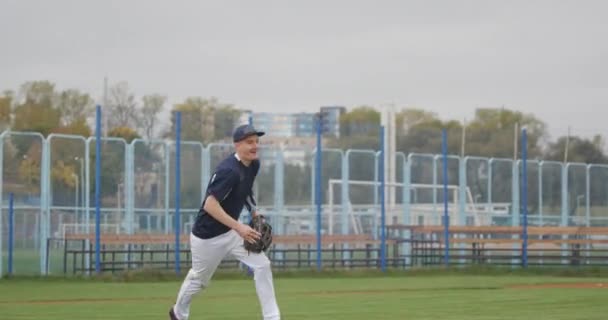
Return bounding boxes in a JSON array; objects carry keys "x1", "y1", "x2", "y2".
[
  {"x1": 63, "y1": 233, "x2": 397, "y2": 247},
  {"x1": 60, "y1": 233, "x2": 404, "y2": 273},
  {"x1": 387, "y1": 224, "x2": 608, "y2": 266},
  {"x1": 64, "y1": 233, "x2": 190, "y2": 245},
  {"x1": 388, "y1": 225, "x2": 608, "y2": 235}
]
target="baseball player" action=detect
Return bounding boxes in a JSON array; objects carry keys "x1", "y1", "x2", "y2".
[{"x1": 169, "y1": 124, "x2": 281, "y2": 320}]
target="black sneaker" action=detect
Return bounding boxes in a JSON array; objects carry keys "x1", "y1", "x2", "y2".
[{"x1": 169, "y1": 307, "x2": 179, "y2": 320}]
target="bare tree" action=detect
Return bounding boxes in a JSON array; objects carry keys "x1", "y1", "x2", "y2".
[
  {"x1": 138, "y1": 94, "x2": 166, "y2": 139},
  {"x1": 107, "y1": 81, "x2": 138, "y2": 130}
]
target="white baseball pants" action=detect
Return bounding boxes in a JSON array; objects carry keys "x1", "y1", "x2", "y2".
[{"x1": 173, "y1": 230, "x2": 280, "y2": 320}]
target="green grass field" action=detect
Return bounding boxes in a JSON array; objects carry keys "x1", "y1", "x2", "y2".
[{"x1": 1, "y1": 271, "x2": 607, "y2": 319}]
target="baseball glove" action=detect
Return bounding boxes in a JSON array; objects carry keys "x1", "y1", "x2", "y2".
[{"x1": 244, "y1": 215, "x2": 273, "y2": 253}]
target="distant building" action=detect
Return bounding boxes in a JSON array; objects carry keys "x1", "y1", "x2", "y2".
[
  {"x1": 258, "y1": 135, "x2": 328, "y2": 167},
  {"x1": 252, "y1": 112, "x2": 295, "y2": 137},
  {"x1": 232, "y1": 106, "x2": 345, "y2": 141},
  {"x1": 293, "y1": 112, "x2": 315, "y2": 137},
  {"x1": 320, "y1": 106, "x2": 346, "y2": 137},
  {"x1": 226, "y1": 106, "x2": 346, "y2": 165},
  {"x1": 237, "y1": 110, "x2": 253, "y2": 126}
]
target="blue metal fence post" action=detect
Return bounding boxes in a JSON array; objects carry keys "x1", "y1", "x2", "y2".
[
  {"x1": 379, "y1": 126, "x2": 387, "y2": 272},
  {"x1": 521, "y1": 128, "x2": 529, "y2": 268},
  {"x1": 432, "y1": 156, "x2": 439, "y2": 224},
  {"x1": 94, "y1": 105, "x2": 102, "y2": 274},
  {"x1": 8, "y1": 193, "x2": 14, "y2": 275},
  {"x1": 538, "y1": 161, "x2": 544, "y2": 227},
  {"x1": 175, "y1": 111, "x2": 182, "y2": 275},
  {"x1": 0, "y1": 132, "x2": 4, "y2": 278},
  {"x1": 442, "y1": 128, "x2": 450, "y2": 266},
  {"x1": 0, "y1": 131, "x2": 4, "y2": 278}
]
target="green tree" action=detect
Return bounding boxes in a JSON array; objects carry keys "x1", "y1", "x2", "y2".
[
  {"x1": 89, "y1": 141, "x2": 128, "y2": 208},
  {"x1": 108, "y1": 127, "x2": 160, "y2": 175},
  {"x1": 465, "y1": 108, "x2": 546, "y2": 159},
  {"x1": 48, "y1": 119, "x2": 91, "y2": 206},
  {"x1": 78, "y1": 126, "x2": 140, "y2": 209},
  {"x1": 13, "y1": 100, "x2": 61, "y2": 136},
  {"x1": 282, "y1": 163, "x2": 312, "y2": 205},
  {"x1": 328, "y1": 106, "x2": 381, "y2": 150},
  {"x1": 10, "y1": 81, "x2": 97, "y2": 139},
  {"x1": 109, "y1": 126, "x2": 140, "y2": 143},
  {"x1": 339, "y1": 106, "x2": 380, "y2": 137},
  {"x1": 258, "y1": 152, "x2": 343, "y2": 206},
  {"x1": 56, "y1": 89, "x2": 94, "y2": 126},
  {"x1": 395, "y1": 108, "x2": 440, "y2": 136},
  {"x1": 544, "y1": 135, "x2": 608, "y2": 164},
  {"x1": 169, "y1": 145, "x2": 203, "y2": 209},
  {"x1": 0, "y1": 90, "x2": 13, "y2": 131},
  {"x1": 52, "y1": 118, "x2": 92, "y2": 137},
  {"x1": 214, "y1": 105, "x2": 241, "y2": 141},
  {"x1": 19, "y1": 156, "x2": 41, "y2": 192},
  {"x1": 397, "y1": 119, "x2": 462, "y2": 155},
  {"x1": 50, "y1": 160, "x2": 79, "y2": 205},
  {"x1": 169, "y1": 97, "x2": 216, "y2": 143},
  {"x1": 543, "y1": 135, "x2": 608, "y2": 218},
  {"x1": 13, "y1": 81, "x2": 61, "y2": 137},
  {"x1": 395, "y1": 108, "x2": 461, "y2": 155},
  {"x1": 11, "y1": 82, "x2": 62, "y2": 161}
]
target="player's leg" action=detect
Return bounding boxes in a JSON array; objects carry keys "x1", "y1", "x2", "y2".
[
  {"x1": 172, "y1": 232, "x2": 231, "y2": 320},
  {"x1": 228, "y1": 235, "x2": 280, "y2": 320}
]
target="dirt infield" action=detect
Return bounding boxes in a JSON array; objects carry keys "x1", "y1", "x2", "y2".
[{"x1": 508, "y1": 282, "x2": 607, "y2": 289}]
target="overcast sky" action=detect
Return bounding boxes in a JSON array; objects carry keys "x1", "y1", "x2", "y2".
[{"x1": 1, "y1": 0, "x2": 607, "y2": 140}]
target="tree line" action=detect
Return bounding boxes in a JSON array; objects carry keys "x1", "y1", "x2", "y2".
[
  {"x1": 2, "y1": 80, "x2": 605, "y2": 163},
  {"x1": 332, "y1": 106, "x2": 607, "y2": 164},
  {"x1": 1, "y1": 80, "x2": 606, "y2": 209}
]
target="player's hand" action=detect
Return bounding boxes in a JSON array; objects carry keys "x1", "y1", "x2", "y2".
[{"x1": 236, "y1": 223, "x2": 261, "y2": 244}]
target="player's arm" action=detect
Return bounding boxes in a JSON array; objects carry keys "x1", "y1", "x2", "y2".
[
  {"x1": 203, "y1": 195, "x2": 241, "y2": 229},
  {"x1": 203, "y1": 168, "x2": 260, "y2": 242},
  {"x1": 204, "y1": 195, "x2": 260, "y2": 243}
]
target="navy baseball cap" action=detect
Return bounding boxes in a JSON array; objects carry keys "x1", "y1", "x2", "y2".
[{"x1": 233, "y1": 124, "x2": 265, "y2": 142}]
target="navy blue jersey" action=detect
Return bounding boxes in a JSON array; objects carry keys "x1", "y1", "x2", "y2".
[{"x1": 192, "y1": 153, "x2": 259, "y2": 239}]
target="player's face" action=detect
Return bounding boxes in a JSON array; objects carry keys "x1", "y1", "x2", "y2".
[{"x1": 235, "y1": 135, "x2": 259, "y2": 162}]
